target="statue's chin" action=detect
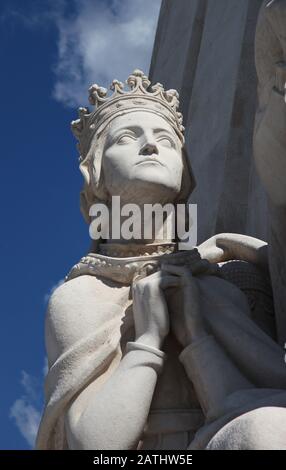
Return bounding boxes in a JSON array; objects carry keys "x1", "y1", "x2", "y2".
[
  {"x1": 131, "y1": 166, "x2": 180, "y2": 194},
  {"x1": 129, "y1": 174, "x2": 180, "y2": 204},
  {"x1": 107, "y1": 167, "x2": 181, "y2": 204}
]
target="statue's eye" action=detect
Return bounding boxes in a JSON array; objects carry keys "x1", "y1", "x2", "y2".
[
  {"x1": 157, "y1": 136, "x2": 175, "y2": 148},
  {"x1": 117, "y1": 134, "x2": 137, "y2": 144}
]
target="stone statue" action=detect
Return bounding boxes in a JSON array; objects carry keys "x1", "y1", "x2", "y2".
[
  {"x1": 36, "y1": 65, "x2": 286, "y2": 449},
  {"x1": 254, "y1": 0, "x2": 286, "y2": 346}
]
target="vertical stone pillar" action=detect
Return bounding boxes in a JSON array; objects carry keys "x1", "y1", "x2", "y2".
[{"x1": 150, "y1": 0, "x2": 267, "y2": 243}]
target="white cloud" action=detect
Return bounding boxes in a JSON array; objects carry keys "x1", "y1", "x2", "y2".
[
  {"x1": 43, "y1": 357, "x2": 49, "y2": 377},
  {"x1": 20, "y1": 371, "x2": 39, "y2": 402},
  {"x1": 10, "y1": 399, "x2": 41, "y2": 448},
  {"x1": 1, "y1": 0, "x2": 161, "y2": 107},
  {"x1": 52, "y1": 0, "x2": 161, "y2": 107},
  {"x1": 10, "y1": 364, "x2": 47, "y2": 448}
]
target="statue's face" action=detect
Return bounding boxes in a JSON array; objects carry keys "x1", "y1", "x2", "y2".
[{"x1": 101, "y1": 111, "x2": 184, "y2": 204}]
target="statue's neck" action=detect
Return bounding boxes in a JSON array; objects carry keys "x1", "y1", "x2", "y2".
[{"x1": 105, "y1": 200, "x2": 176, "y2": 246}]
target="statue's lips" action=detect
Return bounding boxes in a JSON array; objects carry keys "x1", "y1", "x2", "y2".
[{"x1": 135, "y1": 158, "x2": 165, "y2": 167}]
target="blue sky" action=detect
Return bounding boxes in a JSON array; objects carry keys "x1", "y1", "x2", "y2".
[{"x1": 0, "y1": 0, "x2": 160, "y2": 449}]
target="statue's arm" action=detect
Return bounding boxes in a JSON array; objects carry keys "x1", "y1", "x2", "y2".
[
  {"x1": 179, "y1": 335, "x2": 252, "y2": 420},
  {"x1": 46, "y1": 273, "x2": 175, "y2": 450},
  {"x1": 254, "y1": 0, "x2": 286, "y2": 206},
  {"x1": 198, "y1": 233, "x2": 268, "y2": 272},
  {"x1": 167, "y1": 269, "x2": 286, "y2": 418},
  {"x1": 163, "y1": 265, "x2": 252, "y2": 420},
  {"x1": 65, "y1": 343, "x2": 164, "y2": 450}
]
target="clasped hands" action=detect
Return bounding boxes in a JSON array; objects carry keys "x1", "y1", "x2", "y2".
[{"x1": 132, "y1": 260, "x2": 211, "y2": 352}]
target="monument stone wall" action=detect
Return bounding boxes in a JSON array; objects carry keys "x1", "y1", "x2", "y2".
[{"x1": 150, "y1": 0, "x2": 268, "y2": 243}]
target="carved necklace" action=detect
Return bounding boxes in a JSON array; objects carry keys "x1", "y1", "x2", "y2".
[{"x1": 65, "y1": 243, "x2": 212, "y2": 285}]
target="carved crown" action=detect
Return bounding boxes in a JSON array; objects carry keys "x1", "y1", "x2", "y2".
[{"x1": 71, "y1": 70, "x2": 185, "y2": 160}]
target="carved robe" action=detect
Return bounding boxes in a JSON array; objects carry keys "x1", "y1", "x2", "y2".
[{"x1": 36, "y1": 248, "x2": 286, "y2": 450}]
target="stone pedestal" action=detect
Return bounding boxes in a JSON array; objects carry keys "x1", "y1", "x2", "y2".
[{"x1": 150, "y1": 0, "x2": 268, "y2": 243}]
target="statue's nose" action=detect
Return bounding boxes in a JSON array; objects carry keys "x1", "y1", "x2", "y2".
[{"x1": 139, "y1": 142, "x2": 159, "y2": 156}]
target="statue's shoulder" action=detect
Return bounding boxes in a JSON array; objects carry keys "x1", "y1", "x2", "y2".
[
  {"x1": 48, "y1": 274, "x2": 115, "y2": 309},
  {"x1": 47, "y1": 273, "x2": 128, "y2": 319},
  {"x1": 45, "y1": 274, "x2": 129, "y2": 362}
]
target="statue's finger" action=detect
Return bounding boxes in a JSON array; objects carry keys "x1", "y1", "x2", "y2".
[{"x1": 190, "y1": 259, "x2": 213, "y2": 275}]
